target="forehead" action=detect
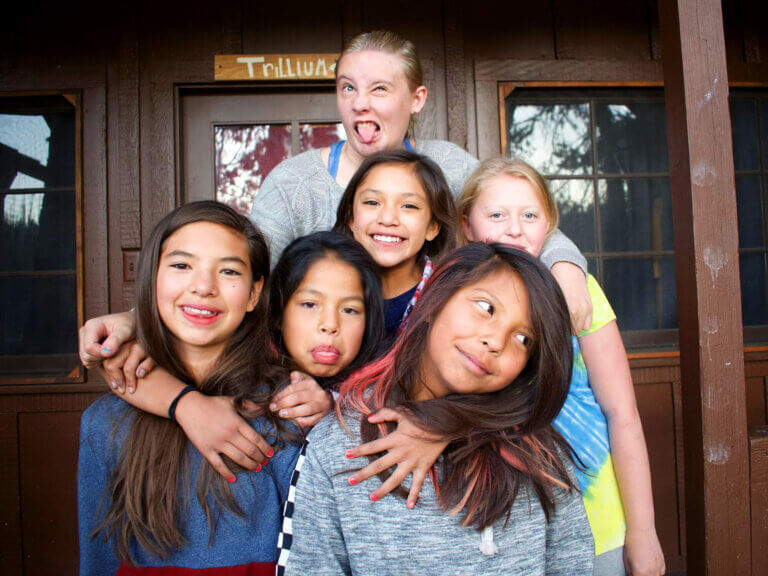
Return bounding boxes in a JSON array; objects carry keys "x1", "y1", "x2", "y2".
[
  {"x1": 337, "y1": 50, "x2": 409, "y2": 83},
  {"x1": 357, "y1": 163, "x2": 425, "y2": 196},
  {"x1": 294, "y1": 256, "x2": 364, "y2": 297},
  {"x1": 478, "y1": 174, "x2": 546, "y2": 208},
  {"x1": 161, "y1": 222, "x2": 249, "y2": 259}
]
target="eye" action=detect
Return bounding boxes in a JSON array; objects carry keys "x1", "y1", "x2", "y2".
[
  {"x1": 476, "y1": 299, "x2": 494, "y2": 315},
  {"x1": 515, "y1": 333, "x2": 532, "y2": 347},
  {"x1": 342, "y1": 306, "x2": 361, "y2": 315},
  {"x1": 402, "y1": 203, "x2": 419, "y2": 210},
  {"x1": 373, "y1": 85, "x2": 388, "y2": 93},
  {"x1": 170, "y1": 262, "x2": 190, "y2": 270},
  {"x1": 340, "y1": 83, "x2": 354, "y2": 93},
  {"x1": 522, "y1": 211, "x2": 538, "y2": 221},
  {"x1": 489, "y1": 212, "x2": 504, "y2": 221},
  {"x1": 362, "y1": 199, "x2": 380, "y2": 206},
  {"x1": 300, "y1": 301, "x2": 318, "y2": 310},
  {"x1": 221, "y1": 268, "x2": 242, "y2": 276}
]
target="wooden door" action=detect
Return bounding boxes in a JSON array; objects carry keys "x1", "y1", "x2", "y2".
[{"x1": 180, "y1": 87, "x2": 341, "y2": 215}]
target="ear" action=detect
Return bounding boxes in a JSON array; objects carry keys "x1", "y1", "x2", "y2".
[
  {"x1": 461, "y1": 214, "x2": 474, "y2": 242},
  {"x1": 425, "y1": 219, "x2": 440, "y2": 243},
  {"x1": 246, "y1": 277, "x2": 265, "y2": 312},
  {"x1": 410, "y1": 85, "x2": 428, "y2": 114}
]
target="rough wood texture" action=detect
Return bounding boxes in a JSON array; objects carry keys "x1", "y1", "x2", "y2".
[
  {"x1": 751, "y1": 427, "x2": 768, "y2": 576},
  {"x1": 659, "y1": 0, "x2": 751, "y2": 572},
  {"x1": 0, "y1": 414, "x2": 21, "y2": 575},
  {"x1": 443, "y1": 0, "x2": 467, "y2": 148},
  {"x1": 463, "y1": 1, "x2": 554, "y2": 60},
  {"x1": 474, "y1": 59, "x2": 663, "y2": 81}
]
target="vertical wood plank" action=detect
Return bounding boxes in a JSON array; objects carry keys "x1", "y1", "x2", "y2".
[
  {"x1": 19, "y1": 411, "x2": 83, "y2": 576},
  {"x1": 658, "y1": 0, "x2": 750, "y2": 572},
  {"x1": 0, "y1": 413, "x2": 21, "y2": 575},
  {"x1": 474, "y1": 79, "x2": 500, "y2": 160},
  {"x1": 443, "y1": 0, "x2": 467, "y2": 149},
  {"x1": 750, "y1": 428, "x2": 768, "y2": 575},
  {"x1": 746, "y1": 376, "x2": 767, "y2": 427}
]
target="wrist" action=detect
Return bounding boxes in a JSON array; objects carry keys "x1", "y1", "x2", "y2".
[{"x1": 170, "y1": 386, "x2": 200, "y2": 425}]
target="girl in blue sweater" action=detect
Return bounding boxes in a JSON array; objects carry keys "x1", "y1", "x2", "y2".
[{"x1": 78, "y1": 201, "x2": 301, "y2": 575}]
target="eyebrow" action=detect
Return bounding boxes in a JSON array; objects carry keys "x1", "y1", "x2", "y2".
[
  {"x1": 359, "y1": 188, "x2": 425, "y2": 200},
  {"x1": 294, "y1": 287, "x2": 365, "y2": 302},
  {"x1": 163, "y1": 250, "x2": 247, "y2": 265}
]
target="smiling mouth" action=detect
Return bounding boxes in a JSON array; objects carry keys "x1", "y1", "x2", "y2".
[
  {"x1": 457, "y1": 348, "x2": 491, "y2": 376},
  {"x1": 180, "y1": 305, "x2": 222, "y2": 325},
  {"x1": 355, "y1": 121, "x2": 380, "y2": 144},
  {"x1": 371, "y1": 233, "x2": 405, "y2": 245}
]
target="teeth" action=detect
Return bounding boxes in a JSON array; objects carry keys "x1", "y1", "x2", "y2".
[
  {"x1": 182, "y1": 306, "x2": 216, "y2": 316},
  {"x1": 373, "y1": 234, "x2": 403, "y2": 243}
]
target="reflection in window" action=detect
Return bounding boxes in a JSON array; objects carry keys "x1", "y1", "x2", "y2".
[
  {"x1": 214, "y1": 124, "x2": 292, "y2": 216},
  {"x1": 300, "y1": 122, "x2": 345, "y2": 152},
  {"x1": 0, "y1": 95, "x2": 79, "y2": 378}
]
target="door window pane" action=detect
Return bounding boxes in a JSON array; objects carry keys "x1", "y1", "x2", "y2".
[
  {"x1": 214, "y1": 124, "x2": 292, "y2": 216},
  {"x1": 549, "y1": 179, "x2": 596, "y2": 253},
  {"x1": 740, "y1": 253, "x2": 768, "y2": 326},
  {"x1": 731, "y1": 98, "x2": 759, "y2": 171},
  {"x1": 735, "y1": 175, "x2": 764, "y2": 249},
  {"x1": 300, "y1": 122, "x2": 345, "y2": 152}
]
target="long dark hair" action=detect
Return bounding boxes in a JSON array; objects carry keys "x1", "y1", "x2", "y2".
[
  {"x1": 339, "y1": 243, "x2": 575, "y2": 528},
  {"x1": 98, "y1": 201, "x2": 292, "y2": 562},
  {"x1": 332, "y1": 150, "x2": 457, "y2": 261},
  {"x1": 268, "y1": 231, "x2": 385, "y2": 387}
]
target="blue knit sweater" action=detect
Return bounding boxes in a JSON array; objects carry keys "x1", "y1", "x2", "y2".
[{"x1": 78, "y1": 395, "x2": 300, "y2": 575}]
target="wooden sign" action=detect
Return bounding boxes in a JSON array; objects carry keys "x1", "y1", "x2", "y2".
[{"x1": 215, "y1": 54, "x2": 339, "y2": 81}]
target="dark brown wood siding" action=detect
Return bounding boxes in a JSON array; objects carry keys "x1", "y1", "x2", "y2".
[{"x1": 1, "y1": 1, "x2": 767, "y2": 573}]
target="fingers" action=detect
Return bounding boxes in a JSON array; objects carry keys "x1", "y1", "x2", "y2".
[
  {"x1": 406, "y1": 468, "x2": 427, "y2": 509},
  {"x1": 366, "y1": 407, "x2": 403, "y2": 424},
  {"x1": 294, "y1": 414, "x2": 325, "y2": 428},
  {"x1": 121, "y1": 342, "x2": 148, "y2": 394},
  {"x1": 102, "y1": 346, "x2": 131, "y2": 393},
  {"x1": 136, "y1": 356, "x2": 155, "y2": 379},
  {"x1": 367, "y1": 465, "x2": 410, "y2": 502},
  {"x1": 346, "y1": 435, "x2": 395, "y2": 459},
  {"x1": 237, "y1": 424, "x2": 274, "y2": 462},
  {"x1": 202, "y1": 450, "x2": 236, "y2": 482},
  {"x1": 220, "y1": 440, "x2": 261, "y2": 472},
  {"x1": 349, "y1": 451, "x2": 398, "y2": 484}
]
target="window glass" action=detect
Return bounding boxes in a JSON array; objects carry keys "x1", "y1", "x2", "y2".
[
  {"x1": 731, "y1": 98, "x2": 759, "y2": 171},
  {"x1": 549, "y1": 179, "x2": 595, "y2": 252},
  {"x1": 595, "y1": 101, "x2": 668, "y2": 174},
  {"x1": 0, "y1": 95, "x2": 79, "y2": 379},
  {"x1": 300, "y1": 122, "x2": 345, "y2": 152}
]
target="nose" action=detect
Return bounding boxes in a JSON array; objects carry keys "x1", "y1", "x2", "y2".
[
  {"x1": 506, "y1": 217, "x2": 522, "y2": 237},
  {"x1": 481, "y1": 334, "x2": 501, "y2": 354},
  {"x1": 377, "y1": 202, "x2": 399, "y2": 226},
  {"x1": 190, "y1": 268, "x2": 217, "y2": 296},
  {"x1": 352, "y1": 91, "x2": 370, "y2": 112},
  {"x1": 319, "y1": 309, "x2": 340, "y2": 335}
]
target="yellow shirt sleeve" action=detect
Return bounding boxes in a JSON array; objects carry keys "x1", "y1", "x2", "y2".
[{"x1": 579, "y1": 274, "x2": 616, "y2": 337}]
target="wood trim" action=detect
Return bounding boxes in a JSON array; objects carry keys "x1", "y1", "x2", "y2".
[
  {"x1": 474, "y1": 59, "x2": 664, "y2": 82},
  {"x1": 443, "y1": 0, "x2": 468, "y2": 149}
]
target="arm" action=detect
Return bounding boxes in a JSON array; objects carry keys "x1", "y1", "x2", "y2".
[
  {"x1": 580, "y1": 322, "x2": 665, "y2": 576},
  {"x1": 544, "y1": 480, "x2": 595, "y2": 575},
  {"x1": 78, "y1": 404, "x2": 120, "y2": 576},
  {"x1": 279, "y1": 439, "x2": 351, "y2": 576},
  {"x1": 250, "y1": 172, "x2": 298, "y2": 264},
  {"x1": 108, "y1": 366, "x2": 273, "y2": 479},
  {"x1": 345, "y1": 408, "x2": 448, "y2": 507},
  {"x1": 541, "y1": 230, "x2": 592, "y2": 333}
]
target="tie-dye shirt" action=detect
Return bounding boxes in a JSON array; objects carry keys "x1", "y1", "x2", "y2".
[{"x1": 553, "y1": 275, "x2": 627, "y2": 556}]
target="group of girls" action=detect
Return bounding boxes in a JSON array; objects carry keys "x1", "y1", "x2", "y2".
[{"x1": 78, "y1": 29, "x2": 666, "y2": 576}]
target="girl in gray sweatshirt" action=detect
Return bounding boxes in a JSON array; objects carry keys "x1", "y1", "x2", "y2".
[{"x1": 277, "y1": 243, "x2": 594, "y2": 576}]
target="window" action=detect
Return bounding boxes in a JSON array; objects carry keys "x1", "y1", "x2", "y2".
[
  {"x1": 0, "y1": 94, "x2": 81, "y2": 382},
  {"x1": 502, "y1": 84, "x2": 768, "y2": 349},
  {"x1": 502, "y1": 86, "x2": 675, "y2": 349}
]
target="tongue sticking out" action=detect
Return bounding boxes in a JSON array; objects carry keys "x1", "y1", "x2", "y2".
[{"x1": 356, "y1": 122, "x2": 378, "y2": 144}]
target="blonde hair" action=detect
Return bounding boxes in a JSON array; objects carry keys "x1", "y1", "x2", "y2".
[
  {"x1": 338, "y1": 30, "x2": 424, "y2": 136},
  {"x1": 458, "y1": 157, "x2": 559, "y2": 243}
]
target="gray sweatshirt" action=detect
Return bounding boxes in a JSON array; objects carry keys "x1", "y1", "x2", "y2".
[
  {"x1": 277, "y1": 413, "x2": 595, "y2": 576},
  {"x1": 250, "y1": 139, "x2": 587, "y2": 273}
]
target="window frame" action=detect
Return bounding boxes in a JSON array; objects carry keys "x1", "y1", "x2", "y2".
[
  {"x1": 497, "y1": 80, "x2": 768, "y2": 352},
  {"x1": 0, "y1": 91, "x2": 84, "y2": 385}
]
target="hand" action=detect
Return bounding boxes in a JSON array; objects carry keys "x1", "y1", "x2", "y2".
[
  {"x1": 101, "y1": 340, "x2": 156, "y2": 394},
  {"x1": 270, "y1": 371, "x2": 333, "y2": 428},
  {"x1": 550, "y1": 262, "x2": 593, "y2": 334},
  {"x1": 624, "y1": 526, "x2": 666, "y2": 575},
  {"x1": 79, "y1": 311, "x2": 137, "y2": 369},
  {"x1": 175, "y1": 392, "x2": 274, "y2": 481},
  {"x1": 344, "y1": 408, "x2": 448, "y2": 508}
]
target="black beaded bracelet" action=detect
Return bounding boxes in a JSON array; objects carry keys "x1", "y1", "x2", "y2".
[{"x1": 168, "y1": 385, "x2": 197, "y2": 424}]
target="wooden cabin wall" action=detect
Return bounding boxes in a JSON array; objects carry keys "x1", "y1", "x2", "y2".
[{"x1": 1, "y1": 1, "x2": 767, "y2": 573}]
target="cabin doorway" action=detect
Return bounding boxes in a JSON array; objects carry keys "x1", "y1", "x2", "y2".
[{"x1": 179, "y1": 87, "x2": 342, "y2": 216}]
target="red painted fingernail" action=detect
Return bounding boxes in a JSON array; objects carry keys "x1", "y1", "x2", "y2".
[
  {"x1": 255, "y1": 465, "x2": 261, "y2": 472},
  {"x1": 262, "y1": 459, "x2": 269, "y2": 466},
  {"x1": 228, "y1": 477, "x2": 236, "y2": 483},
  {"x1": 267, "y1": 449, "x2": 274, "y2": 457},
  {"x1": 407, "y1": 501, "x2": 415, "y2": 509},
  {"x1": 348, "y1": 476, "x2": 357, "y2": 485},
  {"x1": 367, "y1": 414, "x2": 376, "y2": 421},
  {"x1": 370, "y1": 493, "x2": 378, "y2": 502},
  {"x1": 345, "y1": 450, "x2": 354, "y2": 458}
]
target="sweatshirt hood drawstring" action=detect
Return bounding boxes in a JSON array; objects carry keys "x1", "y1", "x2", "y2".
[{"x1": 479, "y1": 526, "x2": 498, "y2": 556}]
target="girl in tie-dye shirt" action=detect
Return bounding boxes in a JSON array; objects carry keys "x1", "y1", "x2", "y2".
[{"x1": 453, "y1": 157, "x2": 665, "y2": 576}]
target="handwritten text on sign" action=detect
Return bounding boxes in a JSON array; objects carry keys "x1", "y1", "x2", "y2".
[{"x1": 215, "y1": 54, "x2": 340, "y2": 81}]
